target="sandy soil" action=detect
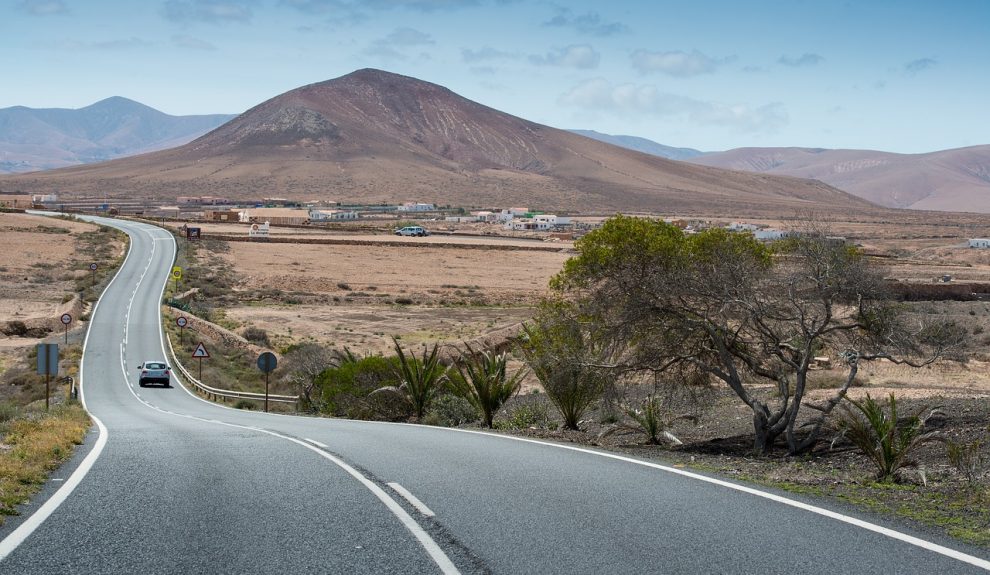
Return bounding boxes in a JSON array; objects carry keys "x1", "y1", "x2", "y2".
[{"x1": 0, "y1": 213, "x2": 94, "y2": 328}]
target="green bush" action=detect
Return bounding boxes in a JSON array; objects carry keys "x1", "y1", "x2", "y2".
[
  {"x1": 234, "y1": 400, "x2": 257, "y2": 410},
  {"x1": 837, "y1": 393, "x2": 940, "y2": 483},
  {"x1": 495, "y1": 399, "x2": 556, "y2": 430},
  {"x1": 314, "y1": 355, "x2": 410, "y2": 420},
  {"x1": 423, "y1": 394, "x2": 478, "y2": 427},
  {"x1": 449, "y1": 345, "x2": 526, "y2": 428},
  {"x1": 242, "y1": 326, "x2": 271, "y2": 347}
]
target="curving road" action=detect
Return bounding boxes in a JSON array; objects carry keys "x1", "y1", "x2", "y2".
[{"x1": 1, "y1": 215, "x2": 989, "y2": 574}]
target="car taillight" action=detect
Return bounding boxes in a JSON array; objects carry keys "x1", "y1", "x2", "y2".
[
  {"x1": 141, "y1": 371, "x2": 148, "y2": 376},
  {"x1": 165, "y1": 370, "x2": 171, "y2": 375}
]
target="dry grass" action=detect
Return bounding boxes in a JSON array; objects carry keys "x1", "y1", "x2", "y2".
[{"x1": 0, "y1": 404, "x2": 90, "y2": 523}]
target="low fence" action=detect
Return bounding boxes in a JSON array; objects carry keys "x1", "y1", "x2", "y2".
[{"x1": 165, "y1": 332, "x2": 299, "y2": 408}]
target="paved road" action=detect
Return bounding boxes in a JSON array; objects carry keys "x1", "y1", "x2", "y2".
[{"x1": 1, "y1": 215, "x2": 989, "y2": 574}]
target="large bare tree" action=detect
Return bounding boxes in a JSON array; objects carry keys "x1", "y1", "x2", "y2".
[{"x1": 551, "y1": 215, "x2": 965, "y2": 454}]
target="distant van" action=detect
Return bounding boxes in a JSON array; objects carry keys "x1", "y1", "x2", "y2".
[{"x1": 395, "y1": 226, "x2": 429, "y2": 237}]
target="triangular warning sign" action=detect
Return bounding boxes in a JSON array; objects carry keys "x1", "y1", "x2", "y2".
[{"x1": 192, "y1": 342, "x2": 210, "y2": 358}]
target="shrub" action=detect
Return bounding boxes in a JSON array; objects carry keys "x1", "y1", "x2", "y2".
[
  {"x1": 314, "y1": 355, "x2": 409, "y2": 420},
  {"x1": 495, "y1": 399, "x2": 555, "y2": 430},
  {"x1": 2, "y1": 321, "x2": 27, "y2": 337},
  {"x1": 945, "y1": 436, "x2": 986, "y2": 485},
  {"x1": 449, "y1": 345, "x2": 526, "y2": 428},
  {"x1": 600, "y1": 396, "x2": 697, "y2": 445},
  {"x1": 234, "y1": 400, "x2": 257, "y2": 410},
  {"x1": 242, "y1": 326, "x2": 271, "y2": 347},
  {"x1": 373, "y1": 338, "x2": 448, "y2": 420},
  {"x1": 423, "y1": 394, "x2": 478, "y2": 427},
  {"x1": 836, "y1": 393, "x2": 940, "y2": 483}
]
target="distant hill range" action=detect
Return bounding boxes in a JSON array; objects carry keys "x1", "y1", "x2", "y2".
[
  {"x1": 578, "y1": 131, "x2": 990, "y2": 213},
  {"x1": 568, "y1": 130, "x2": 706, "y2": 161},
  {"x1": 686, "y1": 146, "x2": 990, "y2": 212},
  {"x1": 0, "y1": 69, "x2": 875, "y2": 217},
  {"x1": 0, "y1": 97, "x2": 235, "y2": 173}
]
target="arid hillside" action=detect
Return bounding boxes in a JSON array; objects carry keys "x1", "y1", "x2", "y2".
[
  {"x1": 689, "y1": 145, "x2": 990, "y2": 212},
  {"x1": 0, "y1": 69, "x2": 876, "y2": 217}
]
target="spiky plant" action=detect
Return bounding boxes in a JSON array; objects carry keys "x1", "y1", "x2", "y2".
[
  {"x1": 450, "y1": 345, "x2": 527, "y2": 428},
  {"x1": 373, "y1": 337, "x2": 448, "y2": 420},
  {"x1": 837, "y1": 392, "x2": 940, "y2": 483},
  {"x1": 600, "y1": 395, "x2": 696, "y2": 445}
]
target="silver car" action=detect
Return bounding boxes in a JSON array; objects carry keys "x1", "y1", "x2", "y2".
[{"x1": 137, "y1": 361, "x2": 172, "y2": 387}]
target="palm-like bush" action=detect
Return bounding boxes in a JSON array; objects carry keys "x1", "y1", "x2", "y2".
[
  {"x1": 837, "y1": 392, "x2": 939, "y2": 482},
  {"x1": 374, "y1": 338, "x2": 448, "y2": 420},
  {"x1": 450, "y1": 345, "x2": 527, "y2": 428},
  {"x1": 601, "y1": 396, "x2": 696, "y2": 445}
]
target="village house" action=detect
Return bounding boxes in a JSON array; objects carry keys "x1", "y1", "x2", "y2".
[
  {"x1": 505, "y1": 214, "x2": 572, "y2": 231},
  {"x1": 308, "y1": 208, "x2": 358, "y2": 221},
  {"x1": 239, "y1": 207, "x2": 309, "y2": 226},
  {"x1": 203, "y1": 209, "x2": 241, "y2": 222},
  {"x1": 969, "y1": 238, "x2": 990, "y2": 248},
  {"x1": 397, "y1": 202, "x2": 436, "y2": 212}
]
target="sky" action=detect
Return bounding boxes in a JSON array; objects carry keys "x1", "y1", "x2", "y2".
[{"x1": 2, "y1": 0, "x2": 988, "y2": 154}]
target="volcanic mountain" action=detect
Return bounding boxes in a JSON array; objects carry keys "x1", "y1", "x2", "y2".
[
  {"x1": 688, "y1": 146, "x2": 990, "y2": 213},
  {"x1": 0, "y1": 97, "x2": 234, "y2": 174},
  {"x1": 0, "y1": 69, "x2": 874, "y2": 216}
]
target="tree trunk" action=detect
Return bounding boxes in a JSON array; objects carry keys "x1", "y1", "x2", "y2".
[{"x1": 752, "y1": 408, "x2": 780, "y2": 454}]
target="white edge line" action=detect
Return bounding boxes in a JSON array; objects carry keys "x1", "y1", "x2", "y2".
[
  {"x1": 0, "y1": 214, "x2": 136, "y2": 561},
  {"x1": 387, "y1": 483, "x2": 436, "y2": 518},
  {"x1": 433, "y1": 425, "x2": 990, "y2": 572},
  {"x1": 304, "y1": 438, "x2": 329, "y2": 449},
  {"x1": 141, "y1": 227, "x2": 458, "y2": 574}
]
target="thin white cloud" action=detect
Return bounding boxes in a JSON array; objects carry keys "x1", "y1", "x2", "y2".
[
  {"x1": 778, "y1": 53, "x2": 824, "y2": 67},
  {"x1": 631, "y1": 49, "x2": 724, "y2": 77},
  {"x1": 365, "y1": 27, "x2": 435, "y2": 60},
  {"x1": 559, "y1": 78, "x2": 788, "y2": 133},
  {"x1": 171, "y1": 34, "x2": 217, "y2": 50},
  {"x1": 162, "y1": 0, "x2": 256, "y2": 24},
  {"x1": 904, "y1": 57, "x2": 936, "y2": 75},
  {"x1": 529, "y1": 45, "x2": 599, "y2": 69},
  {"x1": 461, "y1": 46, "x2": 517, "y2": 63},
  {"x1": 280, "y1": 0, "x2": 481, "y2": 14},
  {"x1": 543, "y1": 8, "x2": 627, "y2": 36},
  {"x1": 17, "y1": 0, "x2": 68, "y2": 15}
]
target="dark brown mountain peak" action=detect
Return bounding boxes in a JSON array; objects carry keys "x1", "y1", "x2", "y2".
[{"x1": 192, "y1": 68, "x2": 548, "y2": 172}]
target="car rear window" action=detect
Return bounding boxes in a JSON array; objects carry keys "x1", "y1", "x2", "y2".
[{"x1": 146, "y1": 363, "x2": 166, "y2": 369}]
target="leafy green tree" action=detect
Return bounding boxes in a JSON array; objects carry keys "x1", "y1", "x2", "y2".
[
  {"x1": 550, "y1": 215, "x2": 965, "y2": 454},
  {"x1": 449, "y1": 345, "x2": 527, "y2": 428}
]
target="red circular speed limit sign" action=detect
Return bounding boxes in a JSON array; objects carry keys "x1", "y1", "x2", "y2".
[
  {"x1": 60, "y1": 313, "x2": 72, "y2": 325},
  {"x1": 176, "y1": 317, "x2": 188, "y2": 328}
]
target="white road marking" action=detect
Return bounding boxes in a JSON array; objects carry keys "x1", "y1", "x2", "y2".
[
  {"x1": 387, "y1": 483, "x2": 436, "y2": 518},
  {"x1": 0, "y1": 215, "x2": 137, "y2": 561},
  {"x1": 304, "y1": 438, "x2": 328, "y2": 449},
  {"x1": 437, "y1": 426, "x2": 990, "y2": 572}
]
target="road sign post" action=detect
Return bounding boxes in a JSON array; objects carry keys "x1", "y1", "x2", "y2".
[
  {"x1": 192, "y1": 341, "x2": 209, "y2": 381},
  {"x1": 176, "y1": 316, "x2": 188, "y2": 344},
  {"x1": 60, "y1": 313, "x2": 72, "y2": 345},
  {"x1": 257, "y1": 352, "x2": 277, "y2": 413},
  {"x1": 89, "y1": 262, "x2": 98, "y2": 286},
  {"x1": 36, "y1": 343, "x2": 58, "y2": 411},
  {"x1": 171, "y1": 266, "x2": 182, "y2": 296}
]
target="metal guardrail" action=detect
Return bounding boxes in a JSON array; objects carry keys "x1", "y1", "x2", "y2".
[{"x1": 165, "y1": 332, "x2": 299, "y2": 408}]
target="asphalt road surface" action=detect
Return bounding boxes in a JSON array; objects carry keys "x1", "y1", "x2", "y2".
[{"x1": 1, "y1": 215, "x2": 989, "y2": 574}]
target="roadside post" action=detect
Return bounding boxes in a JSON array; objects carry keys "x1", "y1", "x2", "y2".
[
  {"x1": 89, "y1": 262, "x2": 98, "y2": 286},
  {"x1": 36, "y1": 343, "x2": 58, "y2": 410},
  {"x1": 192, "y1": 341, "x2": 209, "y2": 381},
  {"x1": 257, "y1": 352, "x2": 278, "y2": 413},
  {"x1": 176, "y1": 316, "x2": 188, "y2": 344},
  {"x1": 171, "y1": 266, "x2": 182, "y2": 296},
  {"x1": 60, "y1": 313, "x2": 72, "y2": 345}
]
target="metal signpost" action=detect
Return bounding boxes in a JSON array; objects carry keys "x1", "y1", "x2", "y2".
[
  {"x1": 89, "y1": 262, "x2": 98, "y2": 286},
  {"x1": 192, "y1": 342, "x2": 210, "y2": 380},
  {"x1": 257, "y1": 352, "x2": 278, "y2": 413},
  {"x1": 171, "y1": 266, "x2": 182, "y2": 295},
  {"x1": 60, "y1": 313, "x2": 72, "y2": 345},
  {"x1": 36, "y1": 343, "x2": 58, "y2": 410},
  {"x1": 176, "y1": 316, "x2": 188, "y2": 343}
]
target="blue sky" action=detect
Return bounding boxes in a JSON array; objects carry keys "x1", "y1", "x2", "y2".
[{"x1": 3, "y1": 0, "x2": 988, "y2": 153}]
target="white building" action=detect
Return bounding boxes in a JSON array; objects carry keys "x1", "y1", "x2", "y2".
[
  {"x1": 309, "y1": 209, "x2": 358, "y2": 221},
  {"x1": 753, "y1": 229, "x2": 799, "y2": 241},
  {"x1": 397, "y1": 202, "x2": 435, "y2": 212},
  {"x1": 727, "y1": 222, "x2": 759, "y2": 231},
  {"x1": 969, "y1": 238, "x2": 990, "y2": 248},
  {"x1": 505, "y1": 214, "x2": 572, "y2": 231}
]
